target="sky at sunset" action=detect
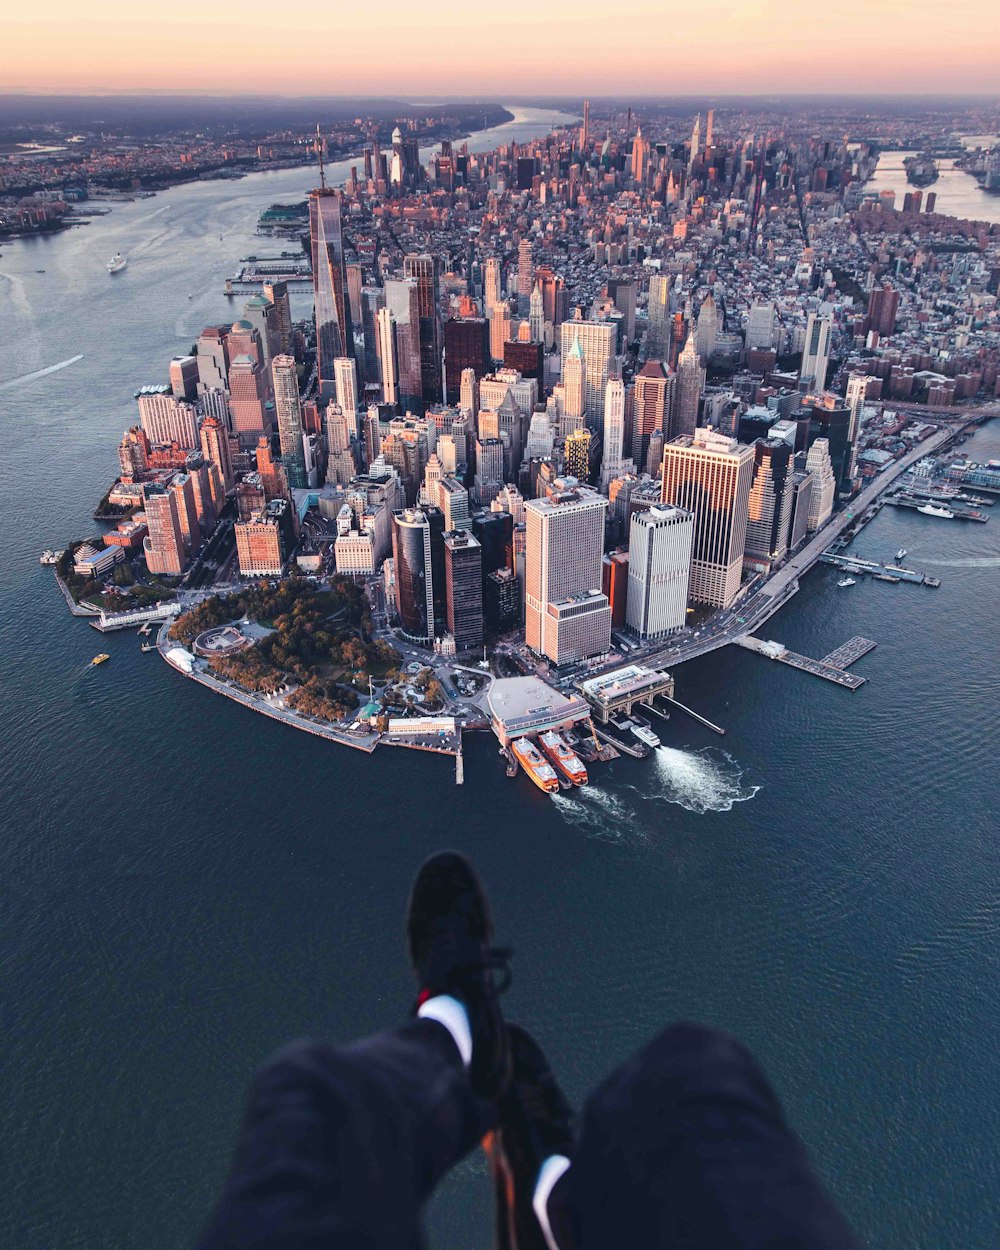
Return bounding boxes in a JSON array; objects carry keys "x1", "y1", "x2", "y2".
[{"x1": 3, "y1": 0, "x2": 999, "y2": 96}]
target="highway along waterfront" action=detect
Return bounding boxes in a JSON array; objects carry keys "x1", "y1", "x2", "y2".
[{"x1": 2, "y1": 118, "x2": 1000, "y2": 1250}]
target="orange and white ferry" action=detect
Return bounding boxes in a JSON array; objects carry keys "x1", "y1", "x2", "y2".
[
  {"x1": 538, "y1": 730, "x2": 588, "y2": 786},
  {"x1": 511, "y1": 736, "x2": 560, "y2": 794}
]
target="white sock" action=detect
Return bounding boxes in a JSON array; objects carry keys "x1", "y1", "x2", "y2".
[
  {"x1": 533, "y1": 1154, "x2": 572, "y2": 1250},
  {"x1": 417, "y1": 994, "x2": 473, "y2": 1067}
]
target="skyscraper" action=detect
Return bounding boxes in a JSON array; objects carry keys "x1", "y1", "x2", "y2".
[
  {"x1": 376, "y1": 307, "x2": 399, "y2": 407},
  {"x1": 559, "y1": 320, "x2": 615, "y2": 425},
  {"x1": 384, "y1": 277, "x2": 423, "y2": 408},
  {"x1": 626, "y1": 505, "x2": 694, "y2": 639},
  {"x1": 403, "y1": 253, "x2": 442, "y2": 403},
  {"x1": 805, "y1": 438, "x2": 836, "y2": 530},
  {"x1": 646, "y1": 273, "x2": 671, "y2": 360},
  {"x1": 633, "y1": 361, "x2": 674, "y2": 475},
  {"x1": 309, "y1": 188, "x2": 353, "y2": 401},
  {"x1": 517, "y1": 238, "x2": 533, "y2": 313},
  {"x1": 443, "y1": 530, "x2": 483, "y2": 650},
  {"x1": 525, "y1": 487, "x2": 611, "y2": 664},
  {"x1": 484, "y1": 256, "x2": 501, "y2": 311},
  {"x1": 660, "y1": 428, "x2": 754, "y2": 608},
  {"x1": 142, "y1": 483, "x2": 187, "y2": 576},
  {"x1": 392, "y1": 506, "x2": 445, "y2": 643},
  {"x1": 334, "y1": 356, "x2": 360, "y2": 432},
  {"x1": 135, "y1": 386, "x2": 199, "y2": 448},
  {"x1": 200, "y1": 416, "x2": 234, "y2": 496},
  {"x1": 673, "y1": 333, "x2": 705, "y2": 439},
  {"x1": 745, "y1": 300, "x2": 775, "y2": 351},
  {"x1": 866, "y1": 284, "x2": 899, "y2": 337},
  {"x1": 800, "y1": 313, "x2": 832, "y2": 391},
  {"x1": 744, "y1": 440, "x2": 794, "y2": 565},
  {"x1": 444, "y1": 317, "x2": 490, "y2": 404},
  {"x1": 601, "y1": 377, "x2": 626, "y2": 486},
  {"x1": 564, "y1": 428, "x2": 592, "y2": 482},
  {"x1": 263, "y1": 281, "x2": 293, "y2": 356},
  {"x1": 271, "y1": 354, "x2": 307, "y2": 489},
  {"x1": 228, "y1": 356, "x2": 272, "y2": 449},
  {"x1": 695, "y1": 293, "x2": 718, "y2": 362}
]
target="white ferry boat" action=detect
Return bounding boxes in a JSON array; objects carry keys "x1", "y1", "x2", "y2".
[
  {"x1": 107, "y1": 252, "x2": 128, "y2": 273},
  {"x1": 837, "y1": 577, "x2": 856, "y2": 587},
  {"x1": 630, "y1": 718, "x2": 661, "y2": 749},
  {"x1": 917, "y1": 503, "x2": 955, "y2": 519}
]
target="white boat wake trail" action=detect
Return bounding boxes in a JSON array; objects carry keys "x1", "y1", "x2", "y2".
[
  {"x1": 551, "y1": 787, "x2": 646, "y2": 844},
  {"x1": 0, "y1": 355, "x2": 84, "y2": 392},
  {"x1": 619, "y1": 747, "x2": 761, "y2": 815}
]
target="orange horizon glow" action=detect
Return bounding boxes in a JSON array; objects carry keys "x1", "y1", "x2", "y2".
[{"x1": 3, "y1": 1, "x2": 1000, "y2": 97}]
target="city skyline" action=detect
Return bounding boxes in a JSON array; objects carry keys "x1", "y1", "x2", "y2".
[{"x1": 4, "y1": 0, "x2": 999, "y2": 96}]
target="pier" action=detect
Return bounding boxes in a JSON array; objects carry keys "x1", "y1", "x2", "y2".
[
  {"x1": 89, "y1": 602, "x2": 181, "y2": 632},
  {"x1": 734, "y1": 636, "x2": 867, "y2": 690},
  {"x1": 818, "y1": 552, "x2": 940, "y2": 587},
  {"x1": 883, "y1": 496, "x2": 988, "y2": 522},
  {"x1": 657, "y1": 695, "x2": 726, "y2": 735},
  {"x1": 821, "y1": 637, "x2": 877, "y2": 669}
]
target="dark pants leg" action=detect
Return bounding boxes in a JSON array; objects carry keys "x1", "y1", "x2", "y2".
[
  {"x1": 565, "y1": 1022, "x2": 861, "y2": 1250},
  {"x1": 196, "y1": 1018, "x2": 495, "y2": 1250}
]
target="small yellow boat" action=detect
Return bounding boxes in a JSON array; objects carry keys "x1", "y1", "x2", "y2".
[{"x1": 91, "y1": 654, "x2": 110, "y2": 666}]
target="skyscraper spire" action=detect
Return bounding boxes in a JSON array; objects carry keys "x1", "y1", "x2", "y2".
[{"x1": 316, "y1": 123, "x2": 326, "y2": 190}]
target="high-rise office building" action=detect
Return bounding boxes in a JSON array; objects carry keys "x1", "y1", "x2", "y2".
[
  {"x1": 660, "y1": 429, "x2": 754, "y2": 608},
  {"x1": 805, "y1": 438, "x2": 836, "y2": 530},
  {"x1": 376, "y1": 308, "x2": 400, "y2": 407},
  {"x1": 528, "y1": 284, "x2": 545, "y2": 344},
  {"x1": 673, "y1": 333, "x2": 705, "y2": 439},
  {"x1": 310, "y1": 188, "x2": 353, "y2": 400},
  {"x1": 444, "y1": 317, "x2": 490, "y2": 404},
  {"x1": 142, "y1": 482, "x2": 187, "y2": 576},
  {"x1": 517, "y1": 238, "x2": 533, "y2": 313},
  {"x1": 744, "y1": 440, "x2": 794, "y2": 565},
  {"x1": 263, "y1": 281, "x2": 293, "y2": 356},
  {"x1": 484, "y1": 256, "x2": 501, "y2": 311},
  {"x1": 271, "y1": 354, "x2": 307, "y2": 489},
  {"x1": 633, "y1": 361, "x2": 675, "y2": 476},
  {"x1": 403, "y1": 254, "x2": 442, "y2": 403},
  {"x1": 169, "y1": 355, "x2": 198, "y2": 401},
  {"x1": 626, "y1": 505, "x2": 694, "y2": 639},
  {"x1": 392, "y1": 506, "x2": 445, "y2": 643},
  {"x1": 695, "y1": 294, "x2": 718, "y2": 363},
  {"x1": 646, "y1": 273, "x2": 671, "y2": 360},
  {"x1": 326, "y1": 404, "x2": 356, "y2": 486},
  {"x1": 866, "y1": 284, "x2": 899, "y2": 337},
  {"x1": 559, "y1": 320, "x2": 615, "y2": 425},
  {"x1": 607, "y1": 279, "x2": 637, "y2": 345},
  {"x1": 384, "y1": 278, "x2": 423, "y2": 408},
  {"x1": 443, "y1": 530, "x2": 483, "y2": 650},
  {"x1": 135, "y1": 386, "x2": 199, "y2": 448},
  {"x1": 844, "y1": 371, "x2": 869, "y2": 485},
  {"x1": 525, "y1": 487, "x2": 611, "y2": 664},
  {"x1": 601, "y1": 378, "x2": 627, "y2": 486},
  {"x1": 361, "y1": 286, "x2": 385, "y2": 390},
  {"x1": 561, "y1": 336, "x2": 585, "y2": 431},
  {"x1": 243, "y1": 295, "x2": 280, "y2": 368},
  {"x1": 333, "y1": 356, "x2": 360, "y2": 431},
  {"x1": 564, "y1": 428, "x2": 592, "y2": 482},
  {"x1": 199, "y1": 415, "x2": 234, "y2": 496},
  {"x1": 745, "y1": 300, "x2": 775, "y2": 351},
  {"x1": 228, "y1": 356, "x2": 272, "y2": 449},
  {"x1": 800, "y1": 313, "x2": 832, "y2": 391},
  {"x1": 195, "y1": 326, "x2": 230, "y2": 394}
]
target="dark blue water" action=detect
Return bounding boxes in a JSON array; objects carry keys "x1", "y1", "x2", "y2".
[{"x1": 2, "y1": 106, "x2": 999, "y2": 1249}]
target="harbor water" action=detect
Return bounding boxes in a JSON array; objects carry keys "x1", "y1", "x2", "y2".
[{"x1": 1, "y1": 106, "x2": 999, "y2": 1250}]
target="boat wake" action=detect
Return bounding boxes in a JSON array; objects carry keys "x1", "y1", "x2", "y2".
[
  {"x1": 0, "y1": 354, "x2": 84, "y2": 392},
  {"x1": 551, "y1": 787, "x2": 646, "y2": 844},
  {"x1": 633, "y1": 747, "x2": 761, "y2": 814},
  {"x1": 918, "y1": 556, "x2": 1000, "y2": 568}
]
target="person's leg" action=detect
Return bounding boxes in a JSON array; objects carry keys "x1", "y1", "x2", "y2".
[
  {"x1": 196, "y1": 1017, "x2": 494, "y2": 1250},
  {"x1": 568, "y1": 1022, "x2": 861, "y2": 1250},
  {"x1": 196, "y1": 851, "x2": 512, "y2": 1250}
]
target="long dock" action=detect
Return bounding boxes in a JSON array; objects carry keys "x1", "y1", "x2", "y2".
[
  {"x1": 734, "y1": 636, "x2": 867, "y2": 690},
  {"x1": 821, "y1": 636, "x2": 877, "y2": 668},
  {"x1": 818, "y1": 552, "x2": 940, "y2": 587},
  {"x1": 658, "y1": 696, "x2": 726, "y2": 735}
]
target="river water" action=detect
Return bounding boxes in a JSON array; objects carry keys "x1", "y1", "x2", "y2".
[
  {"x1": 868, "y1": 144, "x2": 1000, "y2": 224},
  {"x1": 1, "y1": 106, "x2": 999, "y2": 1250}
]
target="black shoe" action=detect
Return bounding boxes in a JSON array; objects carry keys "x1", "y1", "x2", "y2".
[
  {"x1": 492, "y1": 1025, "x2": 576, "y2": 1250},
  {"x1": 407, "y1": 850, "x2": 512, "y2": 1099}
]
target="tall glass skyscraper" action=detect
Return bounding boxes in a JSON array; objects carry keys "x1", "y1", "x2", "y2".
[{"x1": 309, "y1": 188, "x2": 354, "y2": 402}]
